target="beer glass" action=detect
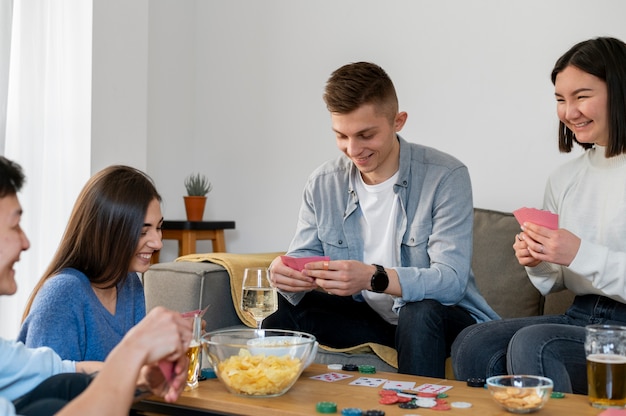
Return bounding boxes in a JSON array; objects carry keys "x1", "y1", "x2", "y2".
[
  {"x1": 185, "y1": 314, "x2": 202, "y2": 391},
  {"x1": 585, "y1": 324, "x2": 626, "y2": 409}
]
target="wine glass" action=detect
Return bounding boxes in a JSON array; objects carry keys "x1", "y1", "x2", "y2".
[{"x1": 241, "y1": 267, "x2": 278, "y2": 330}]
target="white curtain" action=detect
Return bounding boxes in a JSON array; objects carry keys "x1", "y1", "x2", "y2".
[
  {"x1": 0, "y1": 0, "x2": 92, "y2": 339},
  {"x1": 0, "y1": 0, "x2": 12, "y2": 151}
]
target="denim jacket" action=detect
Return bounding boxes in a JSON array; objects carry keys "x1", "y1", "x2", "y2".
[{"x1": 284, "y1": 136, "x2": 499, "y2": 323}]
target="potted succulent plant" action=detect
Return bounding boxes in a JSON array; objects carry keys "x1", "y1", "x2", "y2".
[{"x1": 184, "y1": 173, "x2": 212, "y2": 221}]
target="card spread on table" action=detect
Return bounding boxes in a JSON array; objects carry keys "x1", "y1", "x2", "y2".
[
  {"x1": 382, "y1": 380, "x2": 416, "y2": 390},
  {"x1": 513, "y1": 207, "x2": 558, "y2": 230},
  {"x1": 349, "y1": 377, "x2": 387, "y2": 387},
  {"x1": 413, "y1": 383, "x2": 453, "y2": 394},
  {"x1": 310, "y1": 372, "x2": 353, "y2": 382},
  {"x1": 281, "y1": 255, "x2": 330, "y2": 272}
]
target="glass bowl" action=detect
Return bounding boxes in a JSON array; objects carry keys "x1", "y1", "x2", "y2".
[
  {"x1": 202, "y1": 328, "x2": 317, "y2": 397},
  {"x1": 486, "y1": 375, "x2": 553, "y2": 413}
]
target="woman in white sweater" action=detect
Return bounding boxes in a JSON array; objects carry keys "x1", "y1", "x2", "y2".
[{"x1": 452, "y1": 36, "x2": 626, "y2": 394}]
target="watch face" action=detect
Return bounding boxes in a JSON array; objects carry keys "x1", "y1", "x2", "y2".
[{"x1": 372, "y1": 265, "x2": 389, "y2": 292}]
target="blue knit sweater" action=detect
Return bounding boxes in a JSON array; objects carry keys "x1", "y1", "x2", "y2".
[{"x1": 18, "y1": 268, "x2": 145, "y2": 361}]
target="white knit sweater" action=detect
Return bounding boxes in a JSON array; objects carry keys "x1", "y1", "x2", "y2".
[{"x1": 527, "y1": 145, "x2": 626, "y2": 304}]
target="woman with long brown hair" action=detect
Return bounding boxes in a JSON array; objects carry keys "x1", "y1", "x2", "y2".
[{"x1": 18, "y1": 165, "x2": 163, "y2": 361}]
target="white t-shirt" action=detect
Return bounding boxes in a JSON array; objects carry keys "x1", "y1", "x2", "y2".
[{"x1": 355, "y1": 171, "x2": 400, "y2": 324}]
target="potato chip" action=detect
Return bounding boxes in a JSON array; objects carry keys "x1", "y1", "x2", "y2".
[{"x1": 217, "y1": 349, "x2": 302, "y2": 396}]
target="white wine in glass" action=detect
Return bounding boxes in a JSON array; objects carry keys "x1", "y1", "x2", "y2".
[{"x1": 241, "y1": 267, "x2": 278, "y2": 329}]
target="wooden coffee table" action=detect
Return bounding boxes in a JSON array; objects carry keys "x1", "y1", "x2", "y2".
[{"x1": 132, "y1": 363, "x2": 603, "y2": 416}]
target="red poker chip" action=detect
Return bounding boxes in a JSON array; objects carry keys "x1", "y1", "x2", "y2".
[
  {"x1": 379, "y1": 390, "x2": 398, "y2": 396},
  {"x1": 395, "y1": 396, "x2": 412, "y2": 403},
  {"x1": 378, "y1": 395, "x2": 399, "y2": 405},
  {"x1": 418, "y1": 392, "x2": 438, "y2": 398},
  {"x1": 431, "y1": 403, "x2": 452, "y2": 411}
]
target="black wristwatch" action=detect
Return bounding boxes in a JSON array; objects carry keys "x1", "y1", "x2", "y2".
[{"x1": 369, "y1": 264, "x2": 389, "y2": 293}]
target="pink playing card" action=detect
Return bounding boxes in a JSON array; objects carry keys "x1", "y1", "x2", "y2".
[
  {"x1": 281, "y1": 255, "x2": 330, "y2": 272},
  {"x1": 513, "y1": 207, "x2": 558, "y2": 230},
  {"x1": 158, "y1": 360, "x2": 175, "y2": 382},
  {"x1": 598, "y1": 410, "x2": 626, "y2": 416}
]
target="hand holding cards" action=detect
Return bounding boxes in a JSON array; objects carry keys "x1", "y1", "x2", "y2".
[
  {"x1": 513, "y1": 207, "x2": 558, "y2": 230},
  {"x1": 281, "y1": 255, "x2": 330, "y2": 272}
]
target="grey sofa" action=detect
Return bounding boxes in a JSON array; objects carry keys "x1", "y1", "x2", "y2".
[{"x1": 142, "y1": 208, "x2": 575, "y2": 375}]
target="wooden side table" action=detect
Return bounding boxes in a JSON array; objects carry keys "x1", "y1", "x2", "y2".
[{"x1": 152, "y1": 220, "x2": 236, "y2": 263}]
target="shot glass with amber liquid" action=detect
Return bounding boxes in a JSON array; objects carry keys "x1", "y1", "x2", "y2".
[{"x1": 185, "y1": 314, "x2": 202, "y2": 391}]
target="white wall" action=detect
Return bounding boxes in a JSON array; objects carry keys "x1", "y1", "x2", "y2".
[
  {"x1": 95, "y1": 0, "x2": 626, "y2": 261},
  {"x1": 92, "y1": 0, "x2": 149, "y2": 172}
]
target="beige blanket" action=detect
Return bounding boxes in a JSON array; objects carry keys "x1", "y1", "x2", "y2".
[{"x1": 175, "y1": 252, "x2": 398, "y2": 369}]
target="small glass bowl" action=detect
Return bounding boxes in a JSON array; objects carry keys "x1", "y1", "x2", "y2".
[{"x1": 486, "y1": 375, "x2": 553, "y2": 413}]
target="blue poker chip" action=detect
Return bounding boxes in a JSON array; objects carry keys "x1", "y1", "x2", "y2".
[
  {"x1": 200, "y1": 368, "x2": 217, "y2": 379},
  {"x1": 341, "y1": 408, "x2": 363, "y2": 416}
]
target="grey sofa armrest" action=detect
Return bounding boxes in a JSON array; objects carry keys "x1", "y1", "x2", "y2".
[{"x1": 142, "y1": 261, "x2": 242, "y2": 332}]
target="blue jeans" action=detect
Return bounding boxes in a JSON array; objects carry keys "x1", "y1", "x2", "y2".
[
  {"x1": 451, "y1": 295, "x2": 626, "y2": 393},
  {"x1": 263, "y1": 291, "x2": 476, "y2": 377},
  {"x1": 12, "y1": 373, "x2": 92, "y2": 416}
]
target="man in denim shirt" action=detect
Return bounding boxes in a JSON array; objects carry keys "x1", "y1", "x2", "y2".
[{"x1": 265, "y1": 62, "x2": 498, "y2": 378}]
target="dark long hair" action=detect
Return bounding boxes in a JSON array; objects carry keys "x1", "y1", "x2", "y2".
[
  {"x1": 551, "y1": 37, "x2": 626, "y2": 156},
  {"x1": 23, "y1": 165, "x2": 161, "y2": 320},
  {"x1": 0, "y1": 156, "x2": 25, "y2": 197}
]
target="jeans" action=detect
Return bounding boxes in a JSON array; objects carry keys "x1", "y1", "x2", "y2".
[
  {"x1": 12, "y1": 373, "x2": 92, "y2": 416},
  {"x1": 263, "y1": 291, "x2": 476, "y2": 377},
  {"x1": 451, "y1": 295, "x2": 626, "y2": 393}
]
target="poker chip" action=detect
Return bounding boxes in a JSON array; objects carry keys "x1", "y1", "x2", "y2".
[
  {"x1": 431, "y1": 403, "x2": 452, "y2": 411},
  {"x1": 378, "y1": 395, "x2": 399, "y2": 405},
  {"x1": 466, "y1": 377, "x2": 485, "y2": 388},
  {"x1": 342, "y1": 364, "x2": 359, "y2": 371},
  {"x1": 341, "y1": 408, "x2": 363, "y2": 416},
  {"x1": 414, "y1": 397, "x2": 437, "y2": 408},
  {"x1": 437, "y1": 393, "x2": 448, "y2": 398},
  {"x1": 316, "y1": 401, "x2": 338, "y2": 413},
  {"x1": 379, "y1": 390, "x2": 398, "y2": 396},
  {"x1": 398, "y1": 402, "x2": 419, "y2": 409},
  {"x1": 200, "y1": 368, "x2": 216, "y2": 379},
  {"x1": 358, "y1": 365, "x2": 376, "y2": 374},
  {"x1": 363, "y1": 411, "x2": 385, "y2": 416},
  {"x1": 451, "y1": 401, "x2": 472, "y2": 408},
  {"x1": 551, "y1": 392, "x2": 566, "y2": 399},
  {"x1": 328, "y1": 364, "x2": 343, "y2": 371}
]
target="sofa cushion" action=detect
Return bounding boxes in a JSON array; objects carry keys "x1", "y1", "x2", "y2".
[
  {"x1": 142, "y1": 261, "x2": 241, "y2": 332},
  {"x1": 472, "y1": 208, "x2": 543, "y2": 318}
]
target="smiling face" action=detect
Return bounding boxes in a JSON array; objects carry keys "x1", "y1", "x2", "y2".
[
  {"x1": 554, "y1": 65, "x2": 609, "y2": 147},
  {"x1": 0, "y1": 193, "x2": 30, "y2": 295},
  {"x1": 129, "y1": 198, "x2": 163, "y2": 273},
  {"x1": 331, "y1": 103, "x2": 407, "y2": 185}
]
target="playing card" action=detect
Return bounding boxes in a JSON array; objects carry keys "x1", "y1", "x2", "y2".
[
  {"x1": 513, "y1": 207, "x2": 558, "y2": 230},
  {"x1": 158, "y1": 360, "x2": 175, "y2": 382},
  {"x1": 310, "y1": 372, "x2": 353, "y2": 382},
  {"x1": 382, "y1": 380, "x2": 416, "y2": 390},
  {"x1": 349, "y1": 377, "x2": 387, "y2": 387},
  {"x1": 281, "y1": 255, "x2": 330, "y2": 272},
  {"x1": 414, "y1": 383, "x2": 453, "y2": 394}
]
